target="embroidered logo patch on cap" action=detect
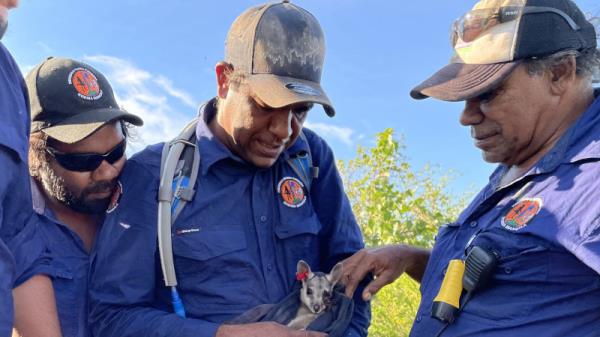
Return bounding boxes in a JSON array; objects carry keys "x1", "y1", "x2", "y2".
[
  {"x1": 501, "y1": 197, "x2": 542, "y2": 231},
  {"x1": 278, "y1": 177, "x2": 306, "y2": 208},
  {"x1": 106, "y1": 181, "x2": 123, "y2": 214},
  {"x1": 285, "y1": 83, "x2": 320, "y2": 96},
  {"x1": 68, "y1": 67, "x2": 103, "y2": 101}
]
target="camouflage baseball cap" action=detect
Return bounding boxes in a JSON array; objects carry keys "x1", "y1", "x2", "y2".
[{"x1": 410, "y1": 0, "x2": 597, "y2": 102}]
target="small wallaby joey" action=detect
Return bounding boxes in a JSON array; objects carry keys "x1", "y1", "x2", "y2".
[{"x1": 287, "y1": 260, "x2": 343, "y2": 330}]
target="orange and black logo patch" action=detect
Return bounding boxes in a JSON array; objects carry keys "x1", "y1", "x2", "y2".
[
  {"x1": 68, "y1": 67, "x2": 103, "y2": 100},
  {"x1": 501, "y1": 198, "x2": 542, "y2": 231},
  {"x1": 278, "y1": 177, "x2": 306, "y2": 208}
]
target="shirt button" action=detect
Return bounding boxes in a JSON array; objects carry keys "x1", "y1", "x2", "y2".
[
  {"x1": 267, "y1": 264, "x2": 273, "y2": 271},
  {"x1": 416, "y1": 315, "x2": 422, "y2": 322},
  {"x1": 469, "y1": 220, "x2": 478, "y2": 228},
  {"x1": 260, "y1": 215, "x2": 267, "y2": 222},
  {"x1": 504, "y1": 267, "x2": 512, "y2": 274}
]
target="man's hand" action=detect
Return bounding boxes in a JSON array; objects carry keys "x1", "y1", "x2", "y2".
[
  {"x1": 216, "y1": 322, "x2": 327, "y2": 337},
  {"x1": 341, "y1": 245, "x2": 431, "y2": 301}
]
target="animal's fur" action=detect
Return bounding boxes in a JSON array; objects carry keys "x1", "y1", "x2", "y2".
[{"x1": 287, "y1": 260, "x2": 343, "y2": 330}]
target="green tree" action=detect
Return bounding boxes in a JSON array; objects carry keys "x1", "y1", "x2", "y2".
[{"x1": 337, "y1": 129, "x2": 468, "y2": 336}]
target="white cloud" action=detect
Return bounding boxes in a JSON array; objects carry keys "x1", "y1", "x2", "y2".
[
  {"x1": 83, "y1": 55, "x2": 198, "y2": 153},
  {"x1": 154, "y1": 76, "x2": 197, "y2": 108},
  {"x1": 304, "y1": 121, "x2": 356, "y2": 146},
  {"x1": 35, "y1": 41, "x2": 54, "y2": 54}
]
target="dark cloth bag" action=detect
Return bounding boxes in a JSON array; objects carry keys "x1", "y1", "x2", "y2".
[{"x1": 226, "y1": 284, "x2": 354, "y2": 337}]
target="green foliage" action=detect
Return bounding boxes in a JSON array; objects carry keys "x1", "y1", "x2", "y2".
[{"x1": 337, "y1": 129, "x2": 468, "y2": 336}]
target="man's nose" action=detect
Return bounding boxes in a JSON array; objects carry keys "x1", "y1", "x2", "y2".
[
  {"x1": 93, "y1": 159, "x2": 120, "y2": 181},
  {"x1": 269, "y1": 109, "x2": 293, "y2": 142},
  {"x1": 459, "y1": 99, "x2": 484, "y2": 126}
]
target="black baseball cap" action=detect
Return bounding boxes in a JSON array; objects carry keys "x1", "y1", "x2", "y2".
[
  {"x1": 410, "y1": 0, "x2": 597, "y2": 102},
  {"x1": 26, "y1": 57, "x2": 143, "y2": 143}
]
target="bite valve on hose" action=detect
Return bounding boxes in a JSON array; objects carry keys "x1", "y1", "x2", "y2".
[{"x1": 431, "y1": 259, "x2": 465, "y2": 323}]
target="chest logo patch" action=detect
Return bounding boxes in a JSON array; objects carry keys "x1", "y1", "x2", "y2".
[
  {"x1": 68, "y1": 67, "x2": 103, "y2": 100},
  {"x1": 278, "y1": 177, "x2": 306, "y2": 208},
  {"x1": 501, "y1": 197, "x2": 542, "y2": 231},
  {"x1": 106, "y1": 181, "x2": 123, "y2": 214}
]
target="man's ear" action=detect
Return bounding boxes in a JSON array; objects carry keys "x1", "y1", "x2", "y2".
[
  {"x1": 327, "y1": 262, "x2": 343, "y2": 287},
  {"x1": 548, "y1": 55, "x2": 577, "y2": 96},
  {"x1": 215, "y1": 61, "x2": 233, "y2": 99}
]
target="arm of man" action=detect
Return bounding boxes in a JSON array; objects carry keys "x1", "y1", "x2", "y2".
[
  {"x1": 13, "y1": 275, "x2": 61, "y2": 337},
  {"x1": 341, "y1": 245, "x2": 431, "y2": 301},
  {"x1": 306, "y1": 129, "x2": 371, "y2": 337},
  {"x1": 0, "y1": 148, "x2": 61, "y2": 337}
]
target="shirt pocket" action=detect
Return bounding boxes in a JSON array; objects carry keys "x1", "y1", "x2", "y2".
[
  {"x1": 464, "y1": 230, "x2": 550, "y2": 324},
  {"x1": 172, "y1": 225, "x2": 249, "y2": 286},
  {"x1": 275, "y1": 200, "x2": 322, "y2": 270}
]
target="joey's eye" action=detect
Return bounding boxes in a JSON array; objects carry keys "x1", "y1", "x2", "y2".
[
  {"x1": 323, "y1": 290, "x2": 330, "y2": 298},
  {"x1": 306, "y1": 288, "x2": 313, "y2": 295}
]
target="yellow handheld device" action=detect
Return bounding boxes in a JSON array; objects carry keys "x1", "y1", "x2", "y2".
[{"x1": 431, "y1": 259, "x2": 465, "y2": 323}]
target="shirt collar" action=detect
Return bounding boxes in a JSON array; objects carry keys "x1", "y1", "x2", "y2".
[
  {"x1": 30, "y1": 177, "x2": 46, "y2": 216},
  {"x1": 194, "y1": 98, "x2": 312, "y2": 175}
]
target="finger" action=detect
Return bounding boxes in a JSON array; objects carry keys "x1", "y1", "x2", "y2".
[
  {"x1": 362, "y1": 270, "x2": 398, "y2": 301},
  {"x1": 343, "y1": 257, "x2": 376, "y2": 298}
]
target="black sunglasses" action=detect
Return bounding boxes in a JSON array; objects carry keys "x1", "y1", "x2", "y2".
[{"x1": 46, "y1": 139, "x2": 126, "y2": 172}]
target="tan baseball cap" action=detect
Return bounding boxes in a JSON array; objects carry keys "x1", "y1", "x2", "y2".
[{"x1": 225, "y1": 0, "x2": 335, "y2": 117}]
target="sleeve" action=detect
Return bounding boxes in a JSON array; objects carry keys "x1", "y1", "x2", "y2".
[
  {"x1": 0, "y1": 147, "x2": 52, "y2": 286},
  {"x1": 88, "y1": 157, "x2": 222, "y2": 337},
  {"x1": 304, "y1": 130, "x2": 371, "y2": 337}
]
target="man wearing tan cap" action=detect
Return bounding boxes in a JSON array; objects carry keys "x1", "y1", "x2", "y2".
[
  {"x1": 342, "y1": 0, "x2": 600, "y2": 336},
  {"x1": 89, "y1": 2, "x2": 370, "y2": 337}
]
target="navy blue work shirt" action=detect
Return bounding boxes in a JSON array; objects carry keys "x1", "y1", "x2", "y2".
[
  {"x1": 30, "y1": 180, "x2": 93, "y2": 337},
  {"x1": 89, "y1": 99, "x2": 370, "y2": 337},
  {"x1": 0, "y1": 42, "x2": 50, "y2": 337},
  {"x1": 410, "y1": 92, "x2": 600, "y2": 336}
]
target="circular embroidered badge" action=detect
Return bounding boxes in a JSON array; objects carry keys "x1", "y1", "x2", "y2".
[
  {"x1": 106, "y1": 181, "x2": 123, "y2": 214},
  {"x1": 501, "y1": 198, "x2": 542, "y2": 231},
  {"x1": 278, "y1": 177, "x2": 306, "y2": 208},
  {"x1": 68, "y1": 67, "x2": 103, "y2": 100}
]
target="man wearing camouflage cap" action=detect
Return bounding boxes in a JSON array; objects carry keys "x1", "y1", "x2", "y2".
[
  {"x1": 342, "y1": 0, "x2": 600, "y2": 335},
  {"x1": 89, "y1": 2, "x2": 370, "y2": 337}
]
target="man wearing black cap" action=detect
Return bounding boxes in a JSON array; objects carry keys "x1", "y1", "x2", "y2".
[
  {"x1": 0, "y1": 2, "x2": 63, "y2": 337},
  {"x1": 23, "y1": 57, "x2": 143, "y2": 337},
  {"x1": 341, "y1": 0, "x2": 600, "y2": 336},
  {"x1": 89, "y1": 2, "x2": 370, "y2": 337}
]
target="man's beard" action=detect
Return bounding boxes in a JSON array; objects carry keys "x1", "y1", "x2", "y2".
[{"x1": 38, "y1": 162, "x2": 117, "y2": 214}]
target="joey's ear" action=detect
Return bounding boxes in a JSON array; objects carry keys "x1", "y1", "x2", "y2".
[
  {"x1": 215, "y1": 61, "x2": 233, "y2": 99},
  {"x1": 297, "y1": 260, "x2": 311, "y2": 274},
  {"x1": 327, "y1": 262, "x2": 343, "y2": 287}
]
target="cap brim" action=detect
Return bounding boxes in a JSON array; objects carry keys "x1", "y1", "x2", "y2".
[
  {"x1": 247, "y1": 74, "x2": 335, "y2": 117},
  {"x1": 41, "y1": 108, "x2": 143, "y2": 144},
  {"x1": 410, "y1": 61, "x2": 521, "y2": 102}
]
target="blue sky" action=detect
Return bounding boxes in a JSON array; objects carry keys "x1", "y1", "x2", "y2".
[{"x1": 4, "y1": 0, "x2": 600, "y2": 195}]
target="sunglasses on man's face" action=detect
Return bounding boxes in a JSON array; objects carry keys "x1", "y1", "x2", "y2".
[
  {"x1": 451, "y1": 5, "x2": 580, "y2": 46},
  {"x1": 46, "y1": 139, "x2": 126, "y2": 172}
]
